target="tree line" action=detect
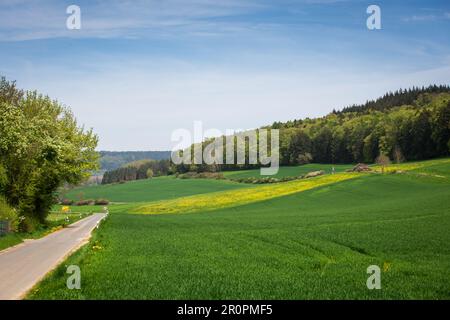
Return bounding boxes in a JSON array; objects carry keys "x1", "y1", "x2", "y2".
[
  {"x1": 99, "y1": 151, "x2": 171, "y2": 171},
  {"x1": 273, "y1": 89, "x2": 450, "y2": 165},
  {"x1": 101, "y1": 159, "x2": 172, "y2": 184},
  {"x1": 0, "y1": 77, "x2": 98, "y2": 231},
  {"x1": 170, "y1": 86, "x2": 450, "y2": 174}
]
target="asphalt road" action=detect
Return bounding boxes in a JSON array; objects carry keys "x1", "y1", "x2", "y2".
[{"x1": 0, "y1": 213, "x2": 106, "y2": 300}]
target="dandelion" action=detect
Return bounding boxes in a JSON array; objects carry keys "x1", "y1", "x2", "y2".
[{"x1": 61, "y1": 206, "x2": 71, "y2": 213}]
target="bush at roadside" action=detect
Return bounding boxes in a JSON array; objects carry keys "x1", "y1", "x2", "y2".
[
  {"x1": 75, "y1": 199, "x2": 95, "y2": 206},
  {"x1": 0, "y1": 196, "x2": 18, "y2": 232},
  {"x1": 94, "y1": 199, "x2": 109, "y2": 205}
]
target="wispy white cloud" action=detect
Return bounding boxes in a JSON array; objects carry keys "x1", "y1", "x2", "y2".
[
  {"x1": 0, "y1": 0, "x2": 273, "y2": 41},
  {"x1": 0, "y1": 0, "x2": 376, "y2": 42},
  {"x1": 402, "y1": 11, "x2": 450, "y2": 22},
  {"x1": 403, "y1": 14, "x2": 437, "y2": 22}
]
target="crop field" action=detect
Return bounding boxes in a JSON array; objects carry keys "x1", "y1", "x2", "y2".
[
  {"x1": 28, "y1": 160, "x2": 450, "y2": 299},
  {"x1": 132, "y1": 173, "x2": 359, "y2": 215},
  {"x1": 63, "y1": 176, "x2": 248, "y2": 203}
]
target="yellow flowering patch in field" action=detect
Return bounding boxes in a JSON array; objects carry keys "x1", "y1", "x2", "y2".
[
  {"x1": 372, "y1": 163, "x2": 422, "y2": 173},
  {"x1": 372, "y1": 158, "x2": 450, "y2": 173},
  {"x1": 132, "y1": 173, "x2": 360, "y2": 215}
]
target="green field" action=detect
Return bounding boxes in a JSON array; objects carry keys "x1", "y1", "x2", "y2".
[
  {"x1": 63, "y1": 176, "x2": 248, "y2": 203},
  {"x1": 28, "y1": 159, "x2": 450, "y2": 299},
  {"x1": 223, "y1": 164, "x2": 353, "y2": 179}
]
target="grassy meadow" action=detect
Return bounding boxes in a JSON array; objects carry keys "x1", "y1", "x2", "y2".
[
  {"x1": 63, "y1": 176, "x2": 248, "y2": 203},
  {"x1": 27, "y1": 159, "x2": 450, "y2": 299}
]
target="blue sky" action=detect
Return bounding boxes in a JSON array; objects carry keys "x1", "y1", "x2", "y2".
[{"x1": 0, "y1": 0, "x2": 449, "y2": 150}]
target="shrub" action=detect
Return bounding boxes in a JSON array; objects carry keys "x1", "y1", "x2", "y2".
[
  {"x1": 231, "y1": 176, "x2": 296, "y2": 184},
  {"x1": 0, "y1": 164, "x2": 7, "y2": 192},
  {"x1": 297, "y1": 153, "x2": 313, "y2": 165},
  {"x1": 95, "y1": 199, "x2": 110, "y2": 205},
  {"x1": 197, "y1": 172, "x2": 224, "y2": 179},
  {"x1": 0, "y1": 196, "x2": 19, "y2": 232},
  {"x1": 393, "y1": 146, "x2": 405, "y2": 163},
  {"x1": 304, "y1": 170, "x2": 325, "y2": 178},
  {"x1": 177, "y1": 172, "x2": 224, "y2": 180},
  {"x1": 19, "y1": 216, "x2": 40, "y2": 233},
  {"x1": 75, "y1": 199, "x2": 95, "y2": 206},
  {"x1": 375, "y1": 154, "x2": 391, "y2": 173},
  {"x1": 60, "y1": 199, "x2": 74, "y2": 205},
  {"x1": 347, "y1": 163, "x2": 371, "y2": 172}
]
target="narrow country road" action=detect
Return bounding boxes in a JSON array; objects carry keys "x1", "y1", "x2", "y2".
[{"x1": 0, "y1": 213, "x2": 106, "y2": 300}]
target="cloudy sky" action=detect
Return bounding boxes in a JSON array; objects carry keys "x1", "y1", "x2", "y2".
[{"x1": 0, "y1": 0, "x2": 449, "y2": 150}]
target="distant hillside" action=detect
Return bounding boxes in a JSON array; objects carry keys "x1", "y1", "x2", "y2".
[
  {"x1": 101, "y1": 158, "x2": 172, "y2": 184},
  {"x1": 99, "y1": 151, "x2": 171, "y2": 171}
]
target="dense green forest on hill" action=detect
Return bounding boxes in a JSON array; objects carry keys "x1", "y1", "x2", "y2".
[
  {"x1": 272, "y1": 91, "x2": 450, "y2": 165},
  {"x1": 340, "y1": 85, "x2": 450, "y2": 114},
  {"x1": 171, "y1": 86, "x2": 450, "y2": 173}
]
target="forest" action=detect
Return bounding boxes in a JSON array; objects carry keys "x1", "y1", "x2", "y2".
[{"x1": 171, "y1": 85, "x2": 450, "y2": 173}]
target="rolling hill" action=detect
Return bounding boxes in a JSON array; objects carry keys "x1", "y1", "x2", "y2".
[{"x1": 29, "y1": 158, "x2": 450, "y2": 299}]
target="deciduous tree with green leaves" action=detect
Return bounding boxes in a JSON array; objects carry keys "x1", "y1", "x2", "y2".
[{"x1": 0, "y1": 77, "x2": 98, "y2": 229}]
